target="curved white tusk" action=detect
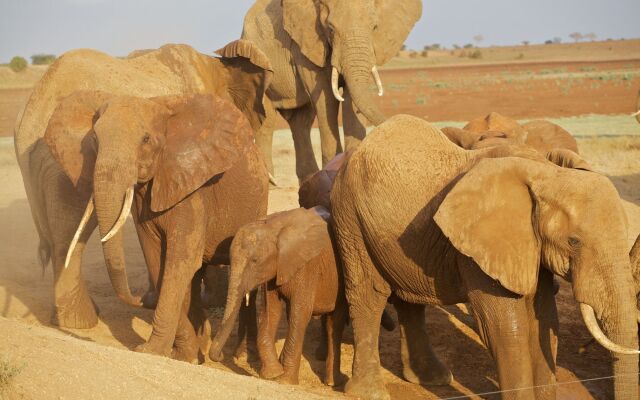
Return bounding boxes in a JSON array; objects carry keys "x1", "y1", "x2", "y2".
[
  {"x1": 372, "y1": 66, "x2": 384, "y2": 96},
  {"x1": 579, "y1": 303, "x2": 640, "y2": 355},
  {"x1": 632, "y1": 110, "x2": 640, "y2": 117},
  {"x1": 101, "y1": 187, "x2": 134, "y2": 243},
  {"x1": 331, "y1": 67, "x2": 345, "y2": 102},
  {"x1": 268, "y1": 172, "x2": 278, "y2": 187},
  {"x1": 64, "y1": 195, "x2": 95, "y2": 269},
  {"x1": 245, "y1": 293, "x2": 250, "y2": 307}
]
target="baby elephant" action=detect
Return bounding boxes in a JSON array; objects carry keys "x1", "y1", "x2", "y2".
[{"x1": 209, "y1": 206, "x2": 346, "y2": 386}]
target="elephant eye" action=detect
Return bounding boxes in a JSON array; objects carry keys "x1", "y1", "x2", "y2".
[
  {"x1": 568, "y1": 237, "x2": 581, "y2": 247},
  {"x1": 142, "y1": 133, "x2": 151, "y2": 144}
]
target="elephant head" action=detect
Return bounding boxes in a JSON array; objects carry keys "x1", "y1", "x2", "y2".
[
  {"x1": 210, "y1": 207, "x2": 332, "y2": 361},
  {"x1": 44, "y1": 91, "x2": 255, "y2": 307},
  {"x1": 298, "y1": 150, "x2": 352, "y2": 209},
  {"x1": 434, "y1": 158, "x2": 639, "y2": 399},
  {"x1": 282, "y1": 0, "x2": 422, "y2": 125}
]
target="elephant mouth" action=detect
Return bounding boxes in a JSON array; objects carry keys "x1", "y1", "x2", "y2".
[{"x1": 331, "y1": 66, "x2": 384, "y2": 103}]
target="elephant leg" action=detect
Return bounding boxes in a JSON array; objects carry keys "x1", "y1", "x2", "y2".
[
  {"x1": 342, "y1": 87, "x2": 368, "y2": 151},
  {"x1": 233, "y1": 290, "x2": 258, "y2": 361},
  {"x1": 188, "y1": 267, "x2": 211, "y2": 361},
  {"x1": 315, "y1": 315, "x2": 328, "y2": 361},
  {"x1": 135, "y1": 216, "x2": 205, "y2": 357},
  {"x1": 172, "y1": 283, "x2": 199, "y2": 364},
  {"x1": 305, "y1": 69, "x2": 342, "y2": 168},
  {"x1": 324, "y1": 301, "x2": 347, "y2": 387},
  {"x1": 133, "y1": 228, "x2": 163, "y2": 310},
  {"x1": 47, "y1": 175, "x2": 99, "y2": 329},
  {"x1": 282, "y1": 104, "x2": 319, "y2": 183},
  {"x1": 277, "y1": 292, "x2": 314, "y2": 385},
  {"x1": 459, "y1": 261, "x2": 535, "y2": 400},
  {"x1": 527, "y1": 268, "x2": 558, "y2": 400},
  {"x1": 394, "y1": 300, "x2": 452, "y2": 386},
  {"x1": 254, "y1": 101, "x2": 278, "y2": 177},
  {"x1": 257, "y1": 284, "x2": 284, "y2": 379}
]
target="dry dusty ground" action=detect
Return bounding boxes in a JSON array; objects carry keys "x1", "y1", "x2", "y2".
[{"x1": 1, "y1": 114, "x2": 640, "y2": 399}]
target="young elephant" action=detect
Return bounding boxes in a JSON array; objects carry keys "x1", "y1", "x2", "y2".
[
  {"x1": 209, "y1": 206, "x2": 346, "y2": 386},
  {"x1": 442, "y1": 112, "x2": 579, "y2": 154},
  {"x1": 44, "y1": 92, "x2": 269, "y2": 362}
]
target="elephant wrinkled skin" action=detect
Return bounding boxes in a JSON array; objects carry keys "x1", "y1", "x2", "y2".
[{"x1": 331, "y1": 115, "x2": 639, "y2": 400}]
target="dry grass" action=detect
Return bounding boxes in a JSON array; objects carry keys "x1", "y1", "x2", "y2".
[
  {"x1": 0, "y1": 356, "x2": 22, "y2": 394},
  {"x1": 0, "y1": 66, "x2": 47, "y2": 90}
]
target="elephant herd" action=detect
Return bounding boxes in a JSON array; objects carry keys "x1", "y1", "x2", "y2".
[{"x1": 11, "y1": 1, "x2": 640, "y2": 399}]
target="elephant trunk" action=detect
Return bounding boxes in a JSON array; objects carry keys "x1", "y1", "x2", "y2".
[
  {"x1": 93, "y1": 152, "x2": 141, "y2": 307},
  {"x1": 574, "y1": 258, "x2": 639, "y2": 399},
  {"x1": 210, "y1": 255, "x2": 249, "y2": 361},
  {"x1": 341, "y1": 33, "x2": 386, "y2": 126}
]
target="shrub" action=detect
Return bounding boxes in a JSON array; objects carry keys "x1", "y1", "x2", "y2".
[
  {"x1": 9, "y1": 56, "x2": 27, "y2": 72},
  {"x1": 409, "y1": 51, "x2": 418, "y2": 58},
  {"x1": 421, "y1": 50, "x2": 429, "y2": 57},
  {"x1": 30, "y1": 54, "x2": 56, "y2": 65},
  {"x1": 469, "y1": 49, "x2": 483, "y2": 59},
  {"x1": 463, "y1": 43, "x2": 474, "y2": 49}
]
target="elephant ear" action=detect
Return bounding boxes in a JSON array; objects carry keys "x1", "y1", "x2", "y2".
[
  {"x1": 282, "y1": 0, "x2": 328, "y2": 67},
  {"x1": 215, "y1": 39, "x2": 274, "y2": 132},
  {"x1": 44, "y1": 90, "x2": 112, "y2": 196},
  {"x1": 546, "y1": 149, "x2": 592, "y2": 171},
  {"x1": 149, "y1": 94, "x2": 253, "y2": 212},
  {"x1": 434, "y1": 157, "x2": 541, "y2": 296},
  {"x1": 373, "y1": 0, "x2": 422, "y2": 65},
  {"x1": 440, "y1": 126, "x2": 477, "y2": 149},
  {"x1": 275, "y1": 207, "x2": 333, "y2": 286}
]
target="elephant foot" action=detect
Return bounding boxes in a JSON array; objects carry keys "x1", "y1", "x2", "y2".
[
  {"x1": 233, "y1": 341, "x2": 259, "y2": 362},
  {"x1": 142, "y1": 290, "x2": 158, "y2": 309},
  {"x1": 345, "y1": 375, "x2": 390, "y2": 400},
  {"x1": 275, "y1": 372, "x2": 299, "y2": 385},
  {"x1": 260, "y1": 362, "x2": 284, "y2": 380},
  {"x1": 402, "y1": 356, "x2": 452, "y2": 386},
  {"x1": 52, "y1": 297, "x2": 99, "y2": 329},
  {"x1": 324, "y1": 371, "x2": 347, "y2": 387},
  {"x1": 135, "y1": 341, "x2": 172, "y2": 358},
  {"x1": 172, "y1": 344, "x2": 199, "y2": 364}
]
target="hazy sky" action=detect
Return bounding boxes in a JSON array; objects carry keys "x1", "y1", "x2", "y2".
[{"x1": 1, "y1": 0, "x2": 639, "y2": 62}]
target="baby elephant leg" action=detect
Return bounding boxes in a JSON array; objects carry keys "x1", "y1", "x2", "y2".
[
  {"x1": 257, "y1": 285, "x2": 284, "y2": 379},
  {"x1": 277, "y1": 294, "x2": 314, "y2": 385},
  {"x1": 324, "y1": 303, "x2": 348, "y2": 386}
]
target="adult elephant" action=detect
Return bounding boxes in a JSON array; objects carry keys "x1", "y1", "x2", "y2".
[
  {"x1": 14, "y1": 41, "x2": 272, "y2": 329},
  {"x1": 331, "y1": 115, "x2": 639, "y2": 400},
  {"x1": 239, "y1": 0, "x2": 422, "y2": 182}
]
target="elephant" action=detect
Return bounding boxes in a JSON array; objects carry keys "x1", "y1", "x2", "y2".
[
  {"x1": 330, "y1": 115, "x2": 639, "y2": 400},
  {"x1": 442, "y1": 112, "x2": 579, "y2": 154},
  {"x1": 239, "y1": 0, "x2": 422, "y2": 182},
  {"x1": 298, "y1": 150, "x2": 352, "y2": 209},
  {"x1": 209, "y1": 206, "x2": 347, "y2": 386},
  {"x1": 14, "y1": 40, "x2": 272, "y2": 329},
  {"x1": 43, "y1": 91, "x2": 269, "y2": 362}
]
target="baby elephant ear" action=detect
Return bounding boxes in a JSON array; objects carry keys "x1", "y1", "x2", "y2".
[
  {"x1": 434, "y1": 157, "x2": 542, "y2": 296},
  {"x1": 44, "y1": 90, "x2": 112, "y2": 196},
  {"x1": 275, "y1": 207, "x2": 333, "y2": 286},
  {"x1": 546, "y1": 149, "x2": 593, "y2": 171},
  {"x1": 150, "y1": 94, "x2": 254, "y2": 212}
]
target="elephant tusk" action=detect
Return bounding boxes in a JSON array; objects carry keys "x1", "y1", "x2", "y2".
[
  {"x1": 268, "y1": 172, "x2": 278, "y2": 187},
  {"x1": 632, "y1": 110, "x2": 640, "y2": 117},
  {"x1": 64, "y1": 195, "x2": 95, "y2": 269},
  {"x1": 579, "y1": 303, "x2": 640, "y2": 355},
  {"x1": 245, "y1": 293, "x2": 250, "y2": 307},
  {"x1": 372, "y1": 66, "x2": 384, "y2": 97},
  {"x1": 331, "y1": 67, "x2": 345, "y2": 102},
  {"x1": 101, "y1": 187, "x2": 134, "y2": 243}
]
